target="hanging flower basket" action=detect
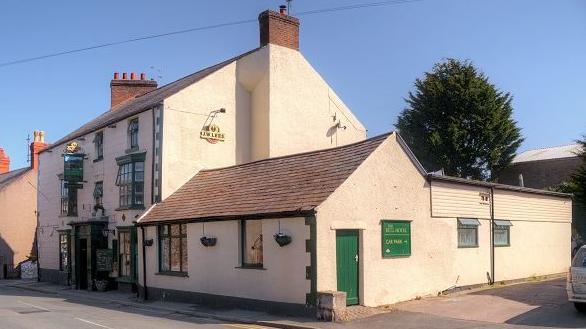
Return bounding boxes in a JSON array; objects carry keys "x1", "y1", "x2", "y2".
[
  {"x1": 274, "y1": 233, "x2": 292, "y2": 247},
  {"x1": 200, "y1": 236, "x2": 217, "y2": 247}
]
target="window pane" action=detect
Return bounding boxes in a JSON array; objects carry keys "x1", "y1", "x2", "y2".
[
  {"x1": 170, "y1": 224, "x2": 180, "y2": 237},
  {"x1": 181, "y1": 236, "x2": 188, "y2": 272},
  {"x1": 160, "y1": 236, "x2": 170, "y2": 271},
  {"x1": 135, "y1": 162, "x2": 144, "y2": 172},
  {"x1": 170, "y1": 237, "x2": 181, "y2": 271},
  {"x1": 458, "y1": 227, "x2": 477, "y2": 247},
  {"x1": 243, "y1": 220, "x2": 263, "y2": 266},
  {"x1": 494, "y1": 227, "x2": 509, "y2": 246}
]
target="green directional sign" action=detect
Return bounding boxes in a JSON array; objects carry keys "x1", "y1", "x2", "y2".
[{"x1": 382, "y1": 220, "x2": 411, "y2": 257}]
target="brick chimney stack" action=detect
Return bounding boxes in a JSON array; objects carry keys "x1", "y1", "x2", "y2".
[
  {"x1": 258, "y1": 6, "x2": 300, "y2": 50},
  {"x1": 30, "y1": 130, "x2": 48, "y2": 171},
  {"x1": 110, "y1": 72, "x2": 158, "y2": 108},
  {"x1": 0, "y1": 148, "x2": 10, "y2": 174}
]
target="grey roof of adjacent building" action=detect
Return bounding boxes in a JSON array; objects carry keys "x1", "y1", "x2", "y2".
[
  {"x1": 42, "y1": 47, "x2": 261, "y2": 153},
  {"x1": 0, "y1": 168, "x2": 30, "y2": 190},
  {"x1": 512, "y1": 144, "x2": 583, "y2": 163}
]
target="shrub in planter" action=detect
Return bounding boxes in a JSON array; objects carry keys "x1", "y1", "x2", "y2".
[
  {"x1": 95, "y1": 279, "x2": 109, "y2": 292},
  {"x1": 274, "y1": 233, "x2": 292, "y2": 247}
]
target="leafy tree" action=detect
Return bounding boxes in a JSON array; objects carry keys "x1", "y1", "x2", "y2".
[
  {"x1": 396, "y1": 58, "x2": 523, "y2": 181},
  {"x1": 571, "y1": 136, "x2": 586, "y2": 205},
  {"x1": 550, "y1": 136, "x2": 586, "y2": 240}
]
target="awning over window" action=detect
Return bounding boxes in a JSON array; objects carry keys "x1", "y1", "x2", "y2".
[
  {"x1": 494, "y1": 220, "x2": 513, "y2": 227},
  {"x1": 458, "y1": 218, "x2": 480, "y2": 226}
]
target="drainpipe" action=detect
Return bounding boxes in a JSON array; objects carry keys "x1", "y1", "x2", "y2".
[
  {"x1": 35, "y1": 211, "x2": 41, "y2": 282},
  {"x1": 490, "y1": 186, "x2": 495, "y2": 285},
  {"x1": 140, "y1": 226, "x2": 148, "y2": 301}
]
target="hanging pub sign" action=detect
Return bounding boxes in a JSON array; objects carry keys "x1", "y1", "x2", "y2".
[
  {"x1": 63, "y1": 141, "x2": 85, "y2": 183},
  {"x1": 381, "y1": 220, "x2": 411, "y2": 257},
  {"x1": 200, "y1": 124, "x2": 225, "y2": 144}
]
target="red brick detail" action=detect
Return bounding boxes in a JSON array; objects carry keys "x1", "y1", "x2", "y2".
[
  {"x1": 30, "y1": 131, "x2": 49, "y2": 171},
  {"x1": 0, "y1": 148, "x2": 10, "y2": 174},
  {"x1": 258, "y1": 10, "x2": 300, "y2": 50},
  {"x1": 110, "y1": 73, "x2": 158, "y2": 108}
]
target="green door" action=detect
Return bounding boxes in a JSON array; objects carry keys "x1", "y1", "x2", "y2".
[{"x1": 336, "y1": 230, "x2": 359, "y2": 305}]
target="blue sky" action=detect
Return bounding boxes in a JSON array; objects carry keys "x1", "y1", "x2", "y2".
[{"x1": 1, "y1": 0, "x2": 585, "y2": 169}]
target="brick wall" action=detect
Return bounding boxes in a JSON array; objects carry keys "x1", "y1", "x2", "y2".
[
  {"x1": 498, "y1": 157, "x2": 582, "y2": 189},
  {"x1": 259, "y1": 10, "x2": 300, "y2": 50}
]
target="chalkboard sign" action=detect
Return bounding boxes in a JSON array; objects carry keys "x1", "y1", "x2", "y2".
[
  {"x1": 381, "y1": 220, "x2": 411, "y2": 257},
  {"x1": 96, "y1": 249, "x2": 113, "y2": 272}
]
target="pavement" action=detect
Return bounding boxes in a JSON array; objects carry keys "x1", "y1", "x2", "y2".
[
  {"x1": 394, "y1": 278, "x2": 586, "y2": 328},
  {"x1": 0, "y1": 278, "x2": 584, "y2": 329}
]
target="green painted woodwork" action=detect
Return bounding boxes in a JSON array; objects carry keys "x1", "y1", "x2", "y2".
[
  {"x1": 381, "y1": 220, "x2": 411, "y2": 257},
  {"x1": 336, "y1": 230, "x2": 359, "y2": 305}
]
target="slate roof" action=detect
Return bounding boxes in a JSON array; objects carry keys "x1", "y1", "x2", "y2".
[
  {"x1": 138, "y1": 133, "x2": 391, "y2": 225},
  {"x1": 0, "y1": 168, "x2": 30, "y2": 190},
  {"x1": 43, "y1": 47, "x2": 261, "y2": 153},
  {"x1": 512, "y1": 144, "x2": 583, "y2": 163}
]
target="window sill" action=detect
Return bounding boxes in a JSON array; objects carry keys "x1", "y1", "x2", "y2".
[
  {"x1": 156, "y1": 271, "x2": 188, "y2": 277},
  {"x1": 59, "y1": 214, "x2": 78, "y2": 218},
  {"x1": 235, "y1": 265, "x2": 266, "y2": 270},
  {"x1": 458, "y1": 245, "x2": 479, "y2": 248},
  {"x1": 115, "y1": 205, "x2": 145, "y2": 211},
  {"x1": 495, "y1": 244, "x2": 510, "y2": 248},
  {"x1": 116, "y1": 277, "x2": 136, "y2": 283},
  {"x1": 93, "y1": 157, "x2": 103, "y2": 163}
]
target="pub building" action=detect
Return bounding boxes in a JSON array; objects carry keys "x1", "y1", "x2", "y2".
[{"x1": 37, "y1": 8, "x2": 572, "y2": 317}]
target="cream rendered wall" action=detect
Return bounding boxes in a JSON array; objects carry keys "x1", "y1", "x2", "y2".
[
  {"x1": 492, "y1": 190, "x2": 571, "y2": 281},
  {"x1": 139, "y1": 217, "x2": 310, "y2": 304},
  {"x1": 315, "y1": 134, "x2": 458, "y2": 307},
  {"x1": 37, "y1": 109, "x2": 155, "y2": 271},
  {"x1": 161, "y1": 48, "x2": 268, "y2": 199},
  {"x1": 0, "y1": 170, "x2": 38, "y2": 266},
  {"x1": 161, "y1": 45, "x2": 367, "y2": 199},
  {"x1": 267, "y1": 45, "x2": 366, "y2": 158},
  {"x1": 315, "y1": 134, "x2": 571, "y2": 307}
]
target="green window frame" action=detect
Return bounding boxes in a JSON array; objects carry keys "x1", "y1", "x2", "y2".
[
  {"x1": 118, "y1": 230, "x2": 132, "y2": 278},
  {"x1": 158, "y1": 224, "x2": 188, "y2": 274},
  {"x1": 115, "y1": 161, "x2": 144, "y2": 208},
  {"x1": 457, "y1": 218, "x2": 480, "y2": 248}
]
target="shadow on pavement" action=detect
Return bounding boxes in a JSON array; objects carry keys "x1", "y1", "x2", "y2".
[
  {"x1": 0, "y1": 283, "x2": 237, "y2": 327},
  {"x1": 471, "y1": 278, "x2": 586, "y2": 328}
]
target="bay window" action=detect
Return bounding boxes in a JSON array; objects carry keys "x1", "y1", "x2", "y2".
[{"x1": 115, "y1": 153, "x2": 145, "y2": 209}]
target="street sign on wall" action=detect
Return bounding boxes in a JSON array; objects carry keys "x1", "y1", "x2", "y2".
[{"x1": 381, "y1": 220, "x2": 411, "y2": 257}]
